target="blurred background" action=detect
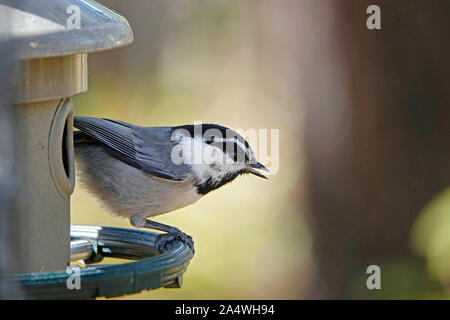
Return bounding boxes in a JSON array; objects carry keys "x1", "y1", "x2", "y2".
[
  {"x1": 70, "y1": 0, "x2": 450, "y2": 299},
  {"x1": 71, "y1": 0, "x2": 310, "y2": 299}
]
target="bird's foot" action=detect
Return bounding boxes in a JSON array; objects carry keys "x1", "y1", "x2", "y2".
[{"x1": 155, "y1": 229, "x2": 194, "y2": 254}]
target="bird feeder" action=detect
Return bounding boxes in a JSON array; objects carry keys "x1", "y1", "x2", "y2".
[{"x1": 1, "y1": 0, "x2": 194, "y2": 298}]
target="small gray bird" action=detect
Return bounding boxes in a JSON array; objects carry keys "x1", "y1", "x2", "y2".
[{"x1": 73, "y1": 116, "x2": 268, "y2": 252}]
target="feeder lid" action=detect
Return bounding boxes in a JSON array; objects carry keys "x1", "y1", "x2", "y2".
[{"x1": 0, "y1": 0, "x2": 134, "y2": 60}]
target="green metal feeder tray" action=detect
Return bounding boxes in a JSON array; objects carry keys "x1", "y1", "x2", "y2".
[{"x1": 6, "y1": 225, "x2": 194, "y2": 299}]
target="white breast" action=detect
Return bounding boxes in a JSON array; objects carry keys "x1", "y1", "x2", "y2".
[{"x1": 75, "y1": 143, "x2": 202, "y2": 227}]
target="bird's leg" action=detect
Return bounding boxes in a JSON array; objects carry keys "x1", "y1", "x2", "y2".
[{"x1": 144, "y1": 219, "x2": 194, "y2": 253}]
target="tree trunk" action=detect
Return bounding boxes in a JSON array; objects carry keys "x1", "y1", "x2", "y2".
[{"x1": 301, "y1": 0, "x2": 450, "y2": 298}]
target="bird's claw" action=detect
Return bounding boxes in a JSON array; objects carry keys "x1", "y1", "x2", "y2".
[{"x1": 155, "y1": 230, "x2": 194, "y2": 253}]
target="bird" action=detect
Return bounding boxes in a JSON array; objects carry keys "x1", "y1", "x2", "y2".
[{"x1": 73, "y1": 116, "x2": 268, "y2": 253}]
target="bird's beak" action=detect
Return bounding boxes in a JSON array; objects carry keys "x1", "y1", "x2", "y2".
[{"x1": 247, "y1": 162, "x2": 269, "y2": 179}]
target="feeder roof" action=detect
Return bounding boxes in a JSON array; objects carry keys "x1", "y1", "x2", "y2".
[{"x1": 0, "y1": 0, "x2": 134, "y2": 59}]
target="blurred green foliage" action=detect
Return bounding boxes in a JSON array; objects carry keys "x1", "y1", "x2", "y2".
[{"x1": 412, "y1": 187, "x2": 450, "y2": 298}]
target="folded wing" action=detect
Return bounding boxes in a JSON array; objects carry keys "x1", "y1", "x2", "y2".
[{"x1": 73, "y1": 116, "x2": 186, "y2": 181}]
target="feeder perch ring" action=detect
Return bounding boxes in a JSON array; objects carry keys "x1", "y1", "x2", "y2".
[{"x1": 5, "y1": 225, "x2": 194, "y2": 299}]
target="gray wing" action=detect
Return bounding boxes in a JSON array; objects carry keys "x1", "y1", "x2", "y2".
[{"x1": 73, "y1": 116, "x2": 188, "y2": 181}]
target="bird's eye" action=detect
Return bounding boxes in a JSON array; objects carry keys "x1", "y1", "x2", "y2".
[{"x1": 206, "y1": 136, "x2": 216, "y2": 144}]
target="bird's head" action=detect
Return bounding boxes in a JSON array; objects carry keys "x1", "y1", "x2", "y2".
[{"x1": 171, "y1": 123, "x2": 268, "y2": 195}]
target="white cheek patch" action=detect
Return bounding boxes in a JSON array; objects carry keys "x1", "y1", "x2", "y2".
[
  {"x1": 174, "y1": 135, "x2": 245, "y2": 184},
  {"x1": 173, "y1": 135, "x2": 231, "y2": 165}
]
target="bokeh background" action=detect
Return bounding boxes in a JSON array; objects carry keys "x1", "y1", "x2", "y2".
[
  {"x1": 71, "y1": 0, "x2": 450, "y2": 299},
  {"x1": 71, "y1": 0, "x2": 309, "y2": 299}
]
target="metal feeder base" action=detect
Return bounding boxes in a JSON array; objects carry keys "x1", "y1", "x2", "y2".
[{"x1": 5, "y1": 225, "x2": 194, "y2": 299}]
